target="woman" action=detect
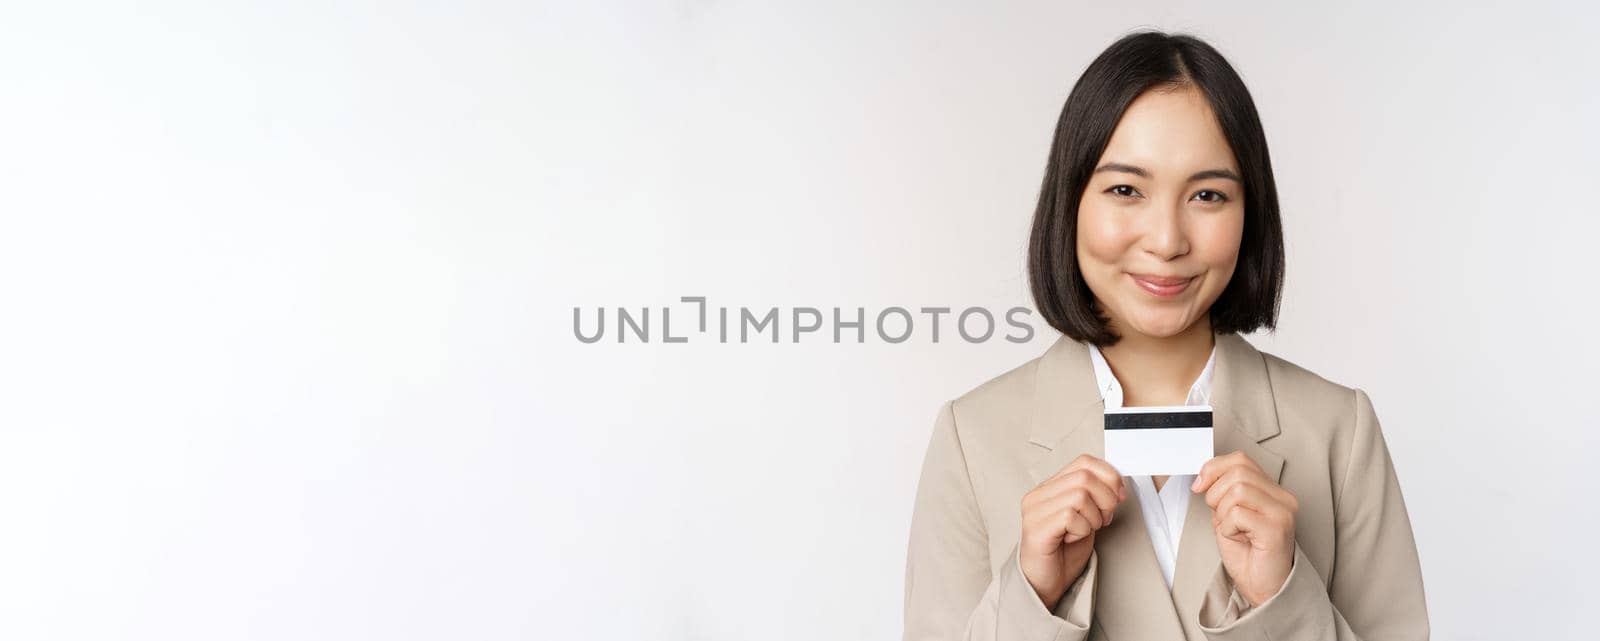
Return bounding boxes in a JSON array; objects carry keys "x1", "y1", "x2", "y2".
[{"x1": 902, "y1": 31, "x2": 1427, "y2": 641}]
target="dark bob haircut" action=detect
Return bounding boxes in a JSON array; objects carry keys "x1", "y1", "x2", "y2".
[{"x1": 1027, "y1": 30, "x2": 1284, "y2": 347}]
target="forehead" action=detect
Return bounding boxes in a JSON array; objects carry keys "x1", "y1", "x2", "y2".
[{"x1": 1097, "y1": 85, "x2": 1238, "y2": 174}]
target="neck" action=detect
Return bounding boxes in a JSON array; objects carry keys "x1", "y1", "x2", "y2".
[{"x1": 1099, "y1": 316, "x2": 1216, "y2": 407}]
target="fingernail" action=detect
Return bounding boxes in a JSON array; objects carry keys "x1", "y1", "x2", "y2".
[{"x1": 1190, "y1": 477, "x2": 1201, "y2": 491}]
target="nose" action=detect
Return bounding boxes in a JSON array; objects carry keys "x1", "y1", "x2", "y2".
[{"x1": 1140, "y1": 200, "x2": 1190, "y2": 261}]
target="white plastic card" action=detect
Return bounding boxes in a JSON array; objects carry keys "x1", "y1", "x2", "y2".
[{"x1": 1103, "y1": 405, "x2": 1214, "y2": 476}]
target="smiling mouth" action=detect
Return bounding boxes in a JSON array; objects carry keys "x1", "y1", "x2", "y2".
[{"x1": 1129, "y1": 273, "x2": 1194, "y2": 297}]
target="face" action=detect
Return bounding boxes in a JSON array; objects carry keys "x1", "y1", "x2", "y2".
[{"x1": 1076, "y1": 84, "x2": 1246, "y2": 341}]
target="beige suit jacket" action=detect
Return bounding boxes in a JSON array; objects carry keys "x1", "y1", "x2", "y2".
[{"x1": 903, "y1": 332, "x2": 1428, "y2": 640}]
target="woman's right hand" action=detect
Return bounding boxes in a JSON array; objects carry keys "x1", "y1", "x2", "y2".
[{"x1": 1018, "y1": 454, "x2": 1126, "y2": 609}]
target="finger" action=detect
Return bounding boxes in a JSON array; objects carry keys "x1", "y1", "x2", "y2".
[
  {"x1": 1204, "y1": 467, "x2": 1267, "y2": 509},
  {"x1": 1193, "y1": 451, "x2": 1255, "y2": 492},
  {"x1": 1214, "y1": 481, "x2": 1282, "y2": 523},
  {"x1": 1213, "y1": 503, "x2": 1275, "y2": 546},
  {"x1": 1060, "y1": 503, "x2": 1098, "y2": 544},
  {"x1": 1053, "y1": 454, "x2": 1126, "y2": 500},
  {"x1": 1036, "y1": 470, "x2": 1122, "y2": 524},
  {"x1": 1248, "y1": 477, "x2": 1297, "y2": 512},
  {"x1": 1026, "y1": 484, "x2": 1107, "y2": 543},
  {"x1": 1064, "y1": 495, "x2": 1104, "y2": 532},
  {"x1": 1192, "y1": 451, "x2": 1260, "y2": 493},
  {"x1": 1203, "y1": 469, "x2": 1298, "y2": 515},
  {"x1": 1036, "y1": 463, "x2": 1113, "y2": 508},
  {"x1": 1076, "y1": 476, "x2": 1122, "y2": 524}
]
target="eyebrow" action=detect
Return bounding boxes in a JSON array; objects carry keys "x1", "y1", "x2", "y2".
[{"x1": 1093, "y1": 162, "x2": 1243, "y2": 184}]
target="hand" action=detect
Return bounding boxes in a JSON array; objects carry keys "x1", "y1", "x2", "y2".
[
  {"x1": 1191, "y1": 451, "x2": 1300, "y2": 607},
  {"x1": 1019, "y1": 454, "x2": 1126, "y2": 609}
]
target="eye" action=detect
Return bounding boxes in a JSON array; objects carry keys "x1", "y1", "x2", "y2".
[
  {"x1": 1192, "y1": 189, "x2": 1230, "y2": 204},
  {"x1": 1106, "y1": 185, "x2": 1141, "y2": 199}
]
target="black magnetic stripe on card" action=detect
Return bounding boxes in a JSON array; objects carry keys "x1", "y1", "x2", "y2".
[{"x1": 1103, "y1": 411, "x2": 1213, "y2": 430}]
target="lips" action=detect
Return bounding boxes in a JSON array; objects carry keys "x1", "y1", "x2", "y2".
[{"x1": 1130, "y1": 273, "x2": 1194, "y2": 297}]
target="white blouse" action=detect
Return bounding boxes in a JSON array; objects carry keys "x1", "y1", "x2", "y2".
[{"x1": 1086, "y1": 342, "x2": 1217, "y2": 590}]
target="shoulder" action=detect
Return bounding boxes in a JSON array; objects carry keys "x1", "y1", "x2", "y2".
[
  {"x1": 1252, "y1": 344, "x2": 1405, "y2": 527},
  {"x1": 1253, "y1": 344, "x2": 1380, "y2": 454},
  {"x1": 955, "y1": 355, "x2": 1040, "y2": 410},
  {"x1": 1259, "y1": 348, "x2": 1359, "y2": 413},
  {"x1": 934, "y1": 353, "x2": 1042, "y2": 450}
]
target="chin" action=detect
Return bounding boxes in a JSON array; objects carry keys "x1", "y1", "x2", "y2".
[{"x1": 1124, "y1": 314, "x2": 1194, "y2": 339}]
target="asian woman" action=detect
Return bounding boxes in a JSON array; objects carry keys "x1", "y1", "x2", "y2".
[{"x1": 902, "y1": 30, "x2": 1427, "y2": 641}]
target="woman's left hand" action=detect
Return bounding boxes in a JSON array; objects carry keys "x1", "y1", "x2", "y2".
[{"x1": 1190, "y1": 451, "x2": 1300, "y2": 607}]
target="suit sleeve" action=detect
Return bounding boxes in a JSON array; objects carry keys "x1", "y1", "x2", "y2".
[
  {"x1": 903, "y1": 400, "x2": 1097, "y2": 641},
  {"x1": 1196, "y1": 388, "x2": 1430, "y2": 640}
]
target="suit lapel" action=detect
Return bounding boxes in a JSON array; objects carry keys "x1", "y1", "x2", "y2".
[
  {"x1": 1091, "y1": 486, "x2": 1188, "y2": 639},
  {"x1": 1170, "y1": 333, "x2": 1285, "y2": 639}
]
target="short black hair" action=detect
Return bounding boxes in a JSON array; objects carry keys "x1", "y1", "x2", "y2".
[{"x1": 1027, "y1": 30, "x2": 1285, "y2": 347}]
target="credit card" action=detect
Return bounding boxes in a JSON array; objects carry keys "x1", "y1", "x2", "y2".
[{"x1": 1103, "y1": 405, "x2": 1214, "y2": 476}]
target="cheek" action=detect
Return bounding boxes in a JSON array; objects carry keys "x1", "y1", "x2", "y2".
[
  {"x1": 1194, "y1": 212, "x2": 1245, "y2": 280},
  {"x1": 1075, "y1": 203, "x2": 1137, "y2": 270}
]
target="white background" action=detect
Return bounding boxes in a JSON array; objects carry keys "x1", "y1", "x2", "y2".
[{"x1": 2, "y1": 1, "x2": 1598, "y2": 639}]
